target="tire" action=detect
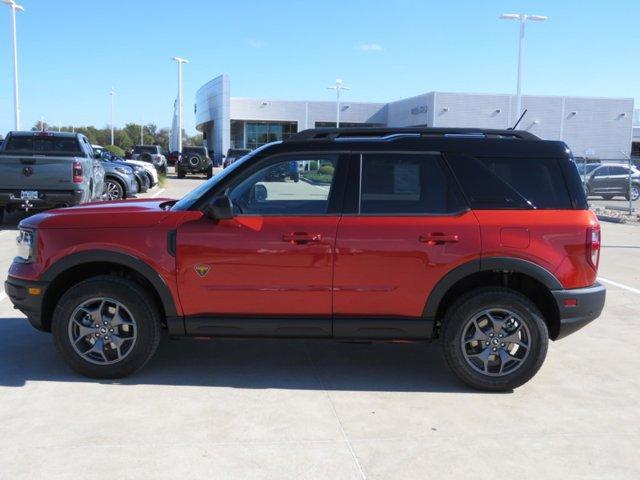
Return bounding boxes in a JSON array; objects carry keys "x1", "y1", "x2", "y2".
[
  {"x1": 441, "y1": 287, "x2": 549, "y2": 391},
  {"x1": 630, "y1": 184, "x2": 640, "y2": 202},
  {"x1": 103, "y1": 178, "x2": 124, "y2": 201},
  {"x1": 51, "y1": 276, "x2": 161, "y2": 379},
  {"x1": 177, "y1": 166, "x2": 186, "y2": 179},
  {"x1": 601, "y1": 195, "x2": 614, "y2": 200},
  {"x1": 205, "y1": 165, "x2": 213, "y2": 179}
]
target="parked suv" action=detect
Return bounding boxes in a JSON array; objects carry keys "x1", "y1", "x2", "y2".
[
  {"x1": 0, "y1": 131, "x2": 105, "y2": 222},
  {"x1": 5, "y1": 128, "x2": 605, "y2": 391},
  {"x1": 224, "y1": 148, "x2": 251, "y2": 168},
  {"x1": 131, "y1": 145, "x2": 167, "y2": 175},
  {"x1": 176, "y1": 146, "x2": 213, "y2": 179},
  {"x1": 584, "y1": 163, "x2": 640, "y2": 201}
]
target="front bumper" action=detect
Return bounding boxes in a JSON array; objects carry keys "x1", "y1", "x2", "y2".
[
  {"x1": 552, "y1": 282, "x2": 606, "y2": 340},
  {"x1": 4, "y1": 275, "x2": 50, "y2": 332},
  {"x1": 0, "y1": 189, "x2": 84, "y2": 210}
]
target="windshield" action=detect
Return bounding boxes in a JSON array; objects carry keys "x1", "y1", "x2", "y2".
[{"x1": 171, "y1": 143, "x2": 275, "y2": 211}]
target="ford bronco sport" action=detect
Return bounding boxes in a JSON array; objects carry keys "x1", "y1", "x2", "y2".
[{"x1": 5, "y1": 128, "x2": 606, "y2": 391}]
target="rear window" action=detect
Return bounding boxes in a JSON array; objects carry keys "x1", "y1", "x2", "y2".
[
  {"x1": 133, "y1": 146, "x2": 159, "y2": 154},
  {"x1": 1, "y1": 135, "x2": 83, "y2": 156},
  {"x1": 447, "y1": 155, "x2": 573, "y2": 209}
]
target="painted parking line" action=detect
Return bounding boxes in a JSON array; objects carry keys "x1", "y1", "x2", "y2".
[
  {"x1": 598, "y1": 277, "x2": 640, "y2": 295},
  {"x1": 151, "y1": 188, "x2": 166, "y2": 198}
]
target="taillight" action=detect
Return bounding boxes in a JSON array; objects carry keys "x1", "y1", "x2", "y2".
[
  {"x1": 72, "y1": 161, "x2": 83, "y2": 183},
  {"x1": 587, "y1": 226, "x2": 601, "y2": 270}
]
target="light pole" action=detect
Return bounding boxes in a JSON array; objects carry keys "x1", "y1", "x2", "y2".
[
  {"x1": 171, "y1": 56, "x2": 189, "y2": 153},
  {"x1": 140, "y1": 123, "x2": 144, "y2": 145},
  {"x1": 109, "y1": 88, "x2": 115, "y2": 145},
  {"x1": 499, "y1": 13, "x2": 548, "y2": 124},
  {"x1": 327, "y1": 79, "x2": 350, "y2": 128},
  {"x1": 4, "y1": 0, "x2": 24, "y2": 130}
]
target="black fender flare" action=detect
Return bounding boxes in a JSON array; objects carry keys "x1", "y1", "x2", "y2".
[
  {"x1": 423, "y1": 257, "x2": 562, "y2": 319},
  {"x1": 42, "y1": 250, "x2": 177, "y2": 317}
]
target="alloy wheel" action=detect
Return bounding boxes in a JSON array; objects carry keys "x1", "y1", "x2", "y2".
[
  {"x1": 631, "y1": 185, "x2": 640, "y2": 201},
  {"x1": 68, "y1": 297, "x2": 138, "y2": 365},
  {"x1": 460, "y1": 308, "x2": 531, "y2": 377},
  {"x1": 104, "y1": 181, "x2": 123, "y2": 200}
]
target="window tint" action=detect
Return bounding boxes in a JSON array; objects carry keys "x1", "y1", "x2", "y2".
[
  {"x1": 230, "y1": 156, "x2": 337, "y2": 215},
  {"x1": 447, "y1": 155, "x2": 573, "y2": 209},
  {"x1": 2, "y1": 135, "x2": 82, "y2": 155},
  {"x1": 593, "y1": 166, "x2": 609, "y2": 177},
  {"x1": 609, "y1": 166, "x2": 628, "y2": 175},
  {"x1": 359, "y1": 153, "x2": 466, "y2": 214}
]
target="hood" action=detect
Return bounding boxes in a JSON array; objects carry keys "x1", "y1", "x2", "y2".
[{"x1": 21, "y1": 198, "x2": 175, "y2": 229}]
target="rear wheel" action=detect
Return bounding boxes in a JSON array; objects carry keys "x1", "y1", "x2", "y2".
[
  {"x1": 441, "y1": 288, "x2": 549, "y2": 391},
  {"x1": 177, "y1": 166, "x2": 186, "y2": 179},
  {"x1": 602, "y1": 195, "x2": 614, "y2": 200},
  {"x1": 52, "y1": 276, "x2": 161, "y2": 379}
]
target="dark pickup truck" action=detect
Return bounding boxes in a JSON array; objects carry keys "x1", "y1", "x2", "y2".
[{"x1": 0, "y1": 131, "x2": 105, "y2": 222}]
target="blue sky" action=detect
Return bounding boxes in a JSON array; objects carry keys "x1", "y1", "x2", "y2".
[{"x1": 0, "y1": 0, "x2": 638, "y2": 135}]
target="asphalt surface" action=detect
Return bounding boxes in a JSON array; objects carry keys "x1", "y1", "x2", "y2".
[{"x1": 0, "y1": 169, "x2": 639, "y2": 479}]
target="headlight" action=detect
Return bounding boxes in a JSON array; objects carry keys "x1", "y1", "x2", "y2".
[
  {"x1": 16, "y1": 228, "x2": 35, "y2": 262},
  {"x1": 114, "y1": 166, "x2": 131, "y2": 175}
]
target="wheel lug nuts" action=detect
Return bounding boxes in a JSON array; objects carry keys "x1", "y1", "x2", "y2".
[
  {"x1": 94, "y1": 324, "x2": 99, "y2": 328},
  {"x1": 501, "y1": 342, "x2": 505, "y2": 347},
  {"x1": 492, "y1": 347, "x2": 497, "y2": 351},
  {"x1": 109, "y1": 328, "x2": 114, "y2": 332},
  {"x1": 485, "y1": 341, "x2": 490, "y2": 346}
]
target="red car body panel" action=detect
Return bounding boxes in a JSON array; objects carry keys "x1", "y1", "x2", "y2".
[
  {"x1": 333, "y1": 211, "x2": 481, "y2": 317},
  {"x1": 9, "y1": 202, "x2": 599, "y2": 320},
  {"x1": 473, "y1": 210, "x2": 599, "y2": 289},
  {"x1": 176, "y1": 214, "x2": 339, "y2": 316}
]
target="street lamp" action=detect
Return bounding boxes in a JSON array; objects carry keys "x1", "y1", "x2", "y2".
[
  {"x1": 109, "y1": 88, "x2": 116, "y2": 145},
  {"x1": 327, "y1": 79, "x2": 350, "y2": 128},
  {"x1": 171, "y1": 56, "x2": 189, "y2": 153},
  {"x1": 499, "y1": 13, "x2": 548, "y2": 124},
  {"x1": 3, "y1": 0, "x2": 24, "y2": 130}
]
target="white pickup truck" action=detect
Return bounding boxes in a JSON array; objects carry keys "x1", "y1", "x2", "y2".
[{"x1": 0, "y1": 131, "x2": 105, "y2": 223}]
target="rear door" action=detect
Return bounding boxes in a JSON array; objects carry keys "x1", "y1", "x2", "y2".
[
  {"x1": 333, "y1": 152, "x2": 481, "y2": 336},
  {"x1": 589, "y1": 166, "x2": 610, "y2": 194}
]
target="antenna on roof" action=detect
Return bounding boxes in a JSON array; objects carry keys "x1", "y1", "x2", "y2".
[{"x1": 509, "y1": 109, "x2": 527, "y2": 130}]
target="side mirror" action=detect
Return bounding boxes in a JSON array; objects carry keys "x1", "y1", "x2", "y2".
[
  {"x1": 94, "y1": 152, "x2": 102, "y2": 159},
  {"x1": 204, "y1": 194, "x2": 234, "y2": 220}
]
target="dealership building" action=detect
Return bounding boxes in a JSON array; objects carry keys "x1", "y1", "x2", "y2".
[{"x1": 195, "y1": 74, "x2": 634, "y2": 162}]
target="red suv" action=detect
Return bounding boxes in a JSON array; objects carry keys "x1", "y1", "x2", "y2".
[{"x1": 5, "y1": 128, "x2": 606, "y2": 391}]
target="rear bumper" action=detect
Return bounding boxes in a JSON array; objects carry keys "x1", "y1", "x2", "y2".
[
  {"x1": 4, "y1": 275, "x2": 50, "y2": 332},
  {"x1": 552, "y1": 282, "x2": 606, "y2": 340},
  {"x1": 0, "y1": 189, "x2": 84, "y2": 210}
]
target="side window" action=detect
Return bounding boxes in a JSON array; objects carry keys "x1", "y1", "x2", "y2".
[
  {"x1": 359, "y1": 153, "x2": 466, "y2": 214},
  {"x1": 229, "y1": 155, "x2": 337, "y2": 215},
  {"x1": 609, "y1": 166, "x2": 628, "y2": 175},
  {"x1": 594, "y1": 166, "x2": 609, "y2": 177}
]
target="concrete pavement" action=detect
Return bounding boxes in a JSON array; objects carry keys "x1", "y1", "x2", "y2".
[{"x1": 0, "y1": 171, "x2": 639, "y2": 479}]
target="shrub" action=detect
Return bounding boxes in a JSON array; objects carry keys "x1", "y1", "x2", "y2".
[
  {"x1": 105, "y1": 145, "x2": 125, "y2": 158},
  {"x1": 318, "y1": 165, "x2": 335, "y2": 175}
]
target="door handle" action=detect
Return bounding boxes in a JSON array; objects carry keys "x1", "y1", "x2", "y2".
[
  {"x1": 419, "y1": 233, "x2": 459, "y2": 245},
  {"x1": 282, "y1": 232, "x2": 322, "y2": 244}
]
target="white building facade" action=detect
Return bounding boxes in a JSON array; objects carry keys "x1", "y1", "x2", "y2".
[{"x1": 195, "y1": 74, "x2": 634, "y2": 162}]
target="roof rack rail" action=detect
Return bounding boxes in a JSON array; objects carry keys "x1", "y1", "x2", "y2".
[{"x1": 285, "y1": 127, "x2": 540, "y2": 142}]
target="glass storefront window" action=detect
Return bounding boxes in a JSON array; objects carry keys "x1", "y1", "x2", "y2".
[
  {"x1": 245, "y1": 122, "x2": 297, "y2": 150},
  {"x1": 314, "y1": 122, "x2": 385, "y2": 128}
]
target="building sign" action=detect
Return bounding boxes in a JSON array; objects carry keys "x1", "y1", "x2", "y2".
[{"x1": 411, "y1": 105, "x2": 428, "y2": 115}]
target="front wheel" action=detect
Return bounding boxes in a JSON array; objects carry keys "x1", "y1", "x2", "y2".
[
  {"x1": 103, "y1": 179, "x2": 124, "y2": 201},
  {"x1": 52, "y1": 276, "x2": 161, "y2": 378},
  {"x1": 441, "y1": 288, "x2": 549, "y2": 391},
  {"x1": 627, "y1": 184, "x2": 640, "y2": 202}
]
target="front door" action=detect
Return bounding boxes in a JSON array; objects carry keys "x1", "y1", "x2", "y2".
[
  {"x1": 333, "y1": 152, "x2": 481, "y2": 337},
  {"x1": 176, "y1": 153, "x2": 343, "y2": 336}
]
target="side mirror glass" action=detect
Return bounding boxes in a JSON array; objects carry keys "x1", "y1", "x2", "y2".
[
  {"x1": 204, "y1": 194, "x2": 234, "y2": 220},
  {"x1": 254, "y1": 184, "x2": 268, "y2": 202}
]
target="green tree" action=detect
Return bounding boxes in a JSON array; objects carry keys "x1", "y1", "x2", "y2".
[{"x1": 105, "y1": 145, "x2": 125, "y2": 157}]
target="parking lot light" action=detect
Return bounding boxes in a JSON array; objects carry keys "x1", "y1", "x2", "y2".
[
  {"x1": 4, "y1": 0, "x2": 24, "y2": 130},
  {"x1": 499, "y1": 13, "x2": 548, "y2": 124},
  {"x1": 327, "y1": 79, "x2": 350, "y2": 128},
  {"x1": 171, "y1": 57, "x2": 189, "y2": 153}
]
